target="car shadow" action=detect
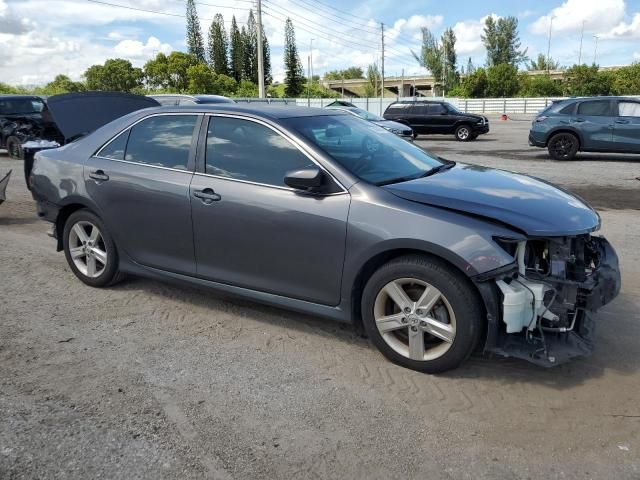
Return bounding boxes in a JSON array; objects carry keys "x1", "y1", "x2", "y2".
[
  {"x1": 111, "y1": 275, "x2": 639, "y2": 389},
  {"x1": 531, "y1": 152, "x2": 640, "y2": 163}
]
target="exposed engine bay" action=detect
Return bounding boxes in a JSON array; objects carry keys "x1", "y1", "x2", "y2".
[{"x1": 478, "y1": 235, "x2": 621, "y2": 366}]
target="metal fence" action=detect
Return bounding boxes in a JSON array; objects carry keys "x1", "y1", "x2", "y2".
[{"x1": 234, "y1": 95, "x2": 640, "y2": 116}]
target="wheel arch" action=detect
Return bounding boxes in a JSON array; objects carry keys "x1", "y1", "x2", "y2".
[
  {"x1": 348, "y1": 245, "x2": 485, "y2": 336},
  {"x1": 54, "y1": 200, "x2": 100, "y2": 251},
  {"x1": 544, "y1": 128, "x2": 583, "y2": 148}
]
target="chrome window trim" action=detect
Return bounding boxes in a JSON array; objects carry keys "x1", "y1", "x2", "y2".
[
  {"x1": 203, "y1": 112, "x2": 348, "y2": 194},
  {"x1": 94, "y1": 112, "x2": 201, "y2": 170}
]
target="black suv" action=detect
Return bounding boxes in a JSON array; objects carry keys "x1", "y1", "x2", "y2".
[{"x1": 383, "y1": 100, "x2": 489, "y2": 141}]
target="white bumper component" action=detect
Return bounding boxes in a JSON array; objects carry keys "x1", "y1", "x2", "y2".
[{"x1": 496, "y1": 278, "x2": 558, "y2": 333}]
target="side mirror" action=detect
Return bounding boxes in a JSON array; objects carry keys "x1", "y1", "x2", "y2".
[{"x1": 284, "y1": 167, "x2": 324, "y2": 192}]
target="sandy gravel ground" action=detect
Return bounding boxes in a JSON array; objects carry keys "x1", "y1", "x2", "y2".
[{"x1": 1, "y1": 123, "x2": 639, "y2": 479}]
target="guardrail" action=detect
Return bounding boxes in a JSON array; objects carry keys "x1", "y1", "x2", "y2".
[{"x1": 233, "y1": 96, "x2": 640, "y2": 116}]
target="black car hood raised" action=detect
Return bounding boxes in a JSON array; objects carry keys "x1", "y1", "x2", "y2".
[
  {"x1": 46, "y1": 92, "x2": 160, "y2": 141},
  {"x1": 384, "y1": 164, "x2": 600, "y2": 236}
]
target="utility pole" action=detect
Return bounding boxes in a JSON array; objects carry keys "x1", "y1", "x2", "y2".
[
  {"x1": 546, "y1": 15, "x2": 555, "y2": 74},
  {"x1": 593, "y1": 35, "x2": 599, "y2": 65},
  {"x1": 307, "y1": 54, "x2": 311, "y2": 106},
  {"x1": 578, "y1": 20, "x2": 585, "y2": 65},
  {"x1": 400, "y1": 68, "x2": 404, "y2": 98},
  {"x1": 310, "y1": 38, "x2": 314, "y2": 83},
  {"x1": 256, "y1": 0, "x2": 265, "y2": 98},
  {"x1": 380, "y1": 23, "x2": 385, "y2": 102}
]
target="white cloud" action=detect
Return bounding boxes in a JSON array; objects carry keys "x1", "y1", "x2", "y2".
[
  {"x1": 603, "y1": 12, "x2": 640, "y2": 39},
  {"x1": 390, "y1": 14, "x2": 443, "y2": 41},
  {"x1": 114, "y1": 36, "x2": 172, "y2": 59},
  {"x1": 452, "y1": 14, "x2": 498, "y2": 56},
  {"x1": 634, "y1": 52, "x2": 640, "y2": 60},
  {"x1": 530, "y1": 0, "x2": 625, "y2": 35}
]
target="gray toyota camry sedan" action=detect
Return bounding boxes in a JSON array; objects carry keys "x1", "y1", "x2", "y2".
[{"x1": 30, "y1": 102, "x2": 620, "y2": 373}]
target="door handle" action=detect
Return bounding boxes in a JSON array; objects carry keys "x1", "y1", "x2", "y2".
[
  {"x1": 89, "y1": 170, "x2": 109, "y2": 182},
  {"x1": 615, "y1": 119, "x2": 629, "y2": 124},
  {"x1": 571, "y1": 118, "x2": 585, "y2": 123},
  {"x1": 193, "y1": 188, "x2": 221, "y2": 203}
]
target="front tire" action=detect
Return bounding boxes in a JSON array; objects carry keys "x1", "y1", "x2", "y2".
[
  {"x1": 63, "y1": 209, "x2": 121, "y2": 287},
  {"x1": 455, "y1": 125, "x2": 472, "y2": 142},
  {"x1": 547, "y1": 132, "x2": 579, "y2": 160},
  {"x1": 361, "y1": 255, "x2": 482, "y2": 373}
]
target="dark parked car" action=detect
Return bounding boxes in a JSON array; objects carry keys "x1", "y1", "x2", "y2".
[
  {"x1": 383, "y1": 100, "x2": 489, "y2": 141},
  {"x1": 30, "y1": 104, "x2": 620, "y2": 373},
  {"x1": 529, "y1": 96, "x2": 640, "y2": 160},
  {"x1": 148, "y1": 94, "x2": 235, "y2": 106},
  {"x1": 0, "y1": 95, "x2": 63, "y2": 159},
  {"x1": 325, "y1": 105, "x2": 413, "y2": 140}
]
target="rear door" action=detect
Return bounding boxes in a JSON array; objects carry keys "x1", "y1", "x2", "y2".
[
  {"x1": 612, "y1": 100, "x2": 640, "y2": 153},
  {"x1": 86, "y1": 113, "x2": 200, "y2": 275},
  {"x1": 573, "y1": 99, "x2": 615, "y2": 150}
]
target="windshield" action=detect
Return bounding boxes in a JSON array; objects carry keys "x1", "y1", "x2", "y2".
[
  {"x1": 0, "y1": 97, "x2": 45, "y2": 115},
  {"x1": 285, "y1": 115, "x2": 443, "y2": 185},
  {"x1": 347, "y1": 107, "x2": 384, "y2": 121}
]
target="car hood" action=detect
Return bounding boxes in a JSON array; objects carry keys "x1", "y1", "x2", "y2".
[
  {"x1": 384, "y1": 163, "x2": 600, "y2": 236},
  {"x1": 45, "y1": 92, "x2": 160, "y2": 141},
  {"x1": 372, "y1": 119, "x2": 412, "y2": 132}
]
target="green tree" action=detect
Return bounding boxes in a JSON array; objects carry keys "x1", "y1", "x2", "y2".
[
  {"x1": 413, "y1": 27, "x2": 442, "y2": 82},
  {"x1": 207, "y1": 13, "x2": 229, "y2": 76},
  {"x1": 465, "y1": 57, "x2": 474, "y2": 75},
  {"x1": 40, "y1": 75, "x2": 85, "y2": 94},
  {"x1": 482, "y1": 16, "x2": 527, "y2": 67},
  {"x1": 185, "y1": 0, "x2": 206, "y2": 62},
  {"x1": 364, "y1": 63, "x2": 381, "y2": 97},
  {"x1": 166, "y1": 51, "x2": 200, "y2": 92},
  {"x1": 235, "y1": 80, "x2": 258, "y2": 97},
  {"x1": 611, "y1": 63, "x2": 640, "y2": 95},
  {"x1": 527, "y1": 53, "x2": 560, "y2": 71},
  {"x1": 518, "y1": 73, "x2": 562, "y2": 96},
  {"x1": 563, "y1": 64, "x2": 612, "y2": 96},
  {"x1": 186, "y1": 63, "x2": 216, "y2": 93},
  {"x1": 460, "y1": 67, "x2": 488, "y2": 97},
  {"x1": 441, "y1": 27, "x2": 459, "y2": 87},
  {"x1": 262, "y1": 29, "x2": 272, "y2": 85},
  {"x1": 244, "y1": 10, "x2": 258, "y2": 83},
  {"x1": 324, "y1": 67, "x2": 364, "y2": 80},
  {"x1": 144, "y1": 52, "x2": 171, "y2": 90},
  {"x1": 486, "y1": 64, "x2": 520, "y2": 97},
  {"x1": 229, "y1": 16, "x2": 244, "y2": 83},
  {"x1": 283, "y1": 18, "x2": 305, "y2": 97},
  {"x1": 212, "y1": 74, "x2": 237, "y2": 96},
  {"x1": 84, "y1": 59, "x2": 143, "y2": 92}
]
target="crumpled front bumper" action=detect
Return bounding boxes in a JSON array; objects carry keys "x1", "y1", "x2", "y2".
[{"x1": 475, "y1": 236, "x2": 621, "y2": 367}]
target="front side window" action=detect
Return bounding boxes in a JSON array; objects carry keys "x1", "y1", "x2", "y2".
[
  {"x1": 286, "y1": 114, "x2": 443, "y2": 186},
  {"x1": 124, "y1": 115, "x2": 197, "y2": 170},
  {"x1": 577, "y1": 100, "x2": 611, "y2": 116},
  {"x1": 205, "y1": 116, "x2": 314, "y2": 187},
  {"x1": 618, "y1": 102, "x2": 640, "y2": 117}
]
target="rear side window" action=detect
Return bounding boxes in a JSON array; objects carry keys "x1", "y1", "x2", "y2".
[
  {"x1": 558, "y1": 103, "x2": 576, "y2": 115},
  {"x1": 99, "y1": 130, "x2": 129, "y2": 160},
  {"x1": 205, "y1": 116, "x2": 313, "y2": 187},
  {"x1": 618, "y1": 102, "x2": 640, "y2": 117},
  {"x1": 124, "y1": 115, "x2": 198, "y2": 170},
  {"x1": 385, "y1": 103, "x2": 410, "y2": 114},
  {"x1": 427, "y1": 104, "x2": 447, "y2": 114},
  {"x1": 577, "y1": 100, "x2": 611, "y2": 116}
]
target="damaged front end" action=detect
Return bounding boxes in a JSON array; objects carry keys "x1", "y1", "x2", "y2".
[{"x1": 475, "y1": 235, "x2": 621, "y2": 367}]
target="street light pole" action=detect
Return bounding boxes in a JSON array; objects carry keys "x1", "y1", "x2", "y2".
[
  {"x1": 578, "y1": 20, "x2": 585, "y2": 65},
  {"x1": 593, "y1": 35, "x2": 599, "y2": 65},
  {"x1": 256, "y1": 0, "x2": 265, "y2": 98},
  {"x1": 546, "y1": 15, "x2": 555, "y2": 74}
]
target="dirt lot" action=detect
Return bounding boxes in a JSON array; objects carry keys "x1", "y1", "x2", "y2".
[{"x1": 1, "y1": 120, "x2": 639, "y2": 479}]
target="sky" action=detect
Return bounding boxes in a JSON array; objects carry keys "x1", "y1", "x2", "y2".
[{"x1": 1, "y1": 0, "x2": 640, "y2": 85}]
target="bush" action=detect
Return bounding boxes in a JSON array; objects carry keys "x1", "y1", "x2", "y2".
[
  {"x1": 563, "y1": 64, "x2": 612, "y2": 96},
  {"x1": 486, "y1": 64, "x2": 520, "y2": 97},
  {"x1": 518, "y1": 74, "x2": 562, "y2": 97}
]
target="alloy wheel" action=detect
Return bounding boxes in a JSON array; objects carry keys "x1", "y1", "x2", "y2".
[
  {"x1": 373, "y1": 278, "x2": 456, "y2": 361},
  {"x1": 457, "y1": 127, "x2": 469, "y2": 140},
  {"x1": 68, "y1": 221, "x2": 108, "y2": 278},
  {"x1": 552, "y1": 136, "x2": 574, "y2": 158}
]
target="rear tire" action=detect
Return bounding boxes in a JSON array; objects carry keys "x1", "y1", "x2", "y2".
[
  {"x1": 6, "y1": 136, "x2": 22, "y2": 160},
  {"x1": 63, "y1": 209, "x2": 122, "y2": 288},
  {"x1": 361, "y1": 255, "x2": 482, "y2": 374},
  {"x1": 455, "y1": 125, "x2": 472, "y2": 142},
  {"x1": 547, "y1": 132, "x2": 579, "y2": 160}
]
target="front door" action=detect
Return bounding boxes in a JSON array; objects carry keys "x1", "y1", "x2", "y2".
[
  {"x1": 86, "y1": 114, "x2": 200, "y2": 275},
  {"x1": 612, "y1": 100, "x2": 640, "y2": 153},
  {"x1": 190, "y1": 115, "x2": 350, "y2": 306}
]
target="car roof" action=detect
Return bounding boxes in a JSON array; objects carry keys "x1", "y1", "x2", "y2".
[
  {"x1": 0, "y1": 94, "x2": 44, "y2": 100},
  {"x1": 146, "y1": 104, "x2": 347, "y2": 119}
]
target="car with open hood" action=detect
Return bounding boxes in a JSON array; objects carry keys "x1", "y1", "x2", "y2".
[{"x1": 29, "y1": 104, "x2": 620, "y2": 373}]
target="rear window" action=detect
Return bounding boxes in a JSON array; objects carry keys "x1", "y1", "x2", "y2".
[
  {"x1": 577, "y1": 100, "x2": 611, "y2": 116},
  {"x1": 558, "y1": 103, "x2": 575, "y2": 115}
]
